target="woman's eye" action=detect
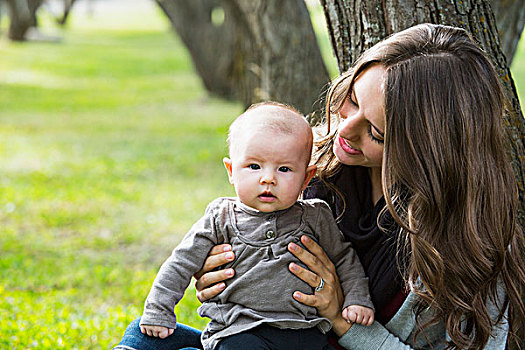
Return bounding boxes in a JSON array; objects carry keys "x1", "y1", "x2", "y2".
[
  {"x1": 249, "y1": 164, "x2": 260, "y2": 170},
  {"x1": 278, "y1": 166, "x2": 290, "y2": 172},
  {"x1": 367, "y1": 125, "x2": 384, "y2": 144}
]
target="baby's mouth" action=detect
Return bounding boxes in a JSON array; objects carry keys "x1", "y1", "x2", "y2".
[{"x1": 259, "y1": 191, "x2": 276, "y2": 202}]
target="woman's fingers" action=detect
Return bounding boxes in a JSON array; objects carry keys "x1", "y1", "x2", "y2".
[
  {"x1": 288, "y1": 262, "x2": 321, "y2": 288},
  {"x1": 195, "y1": 267, "x2": 235, "y2": 299},
  {"x1": 292, "y1": 291, "x2": 318, "y2": 306},
  {"x1": 288, "y1": 235, "x2": 345, "y2": 325},
  {"x1": 192, "y1": 244, "x2": 236, "y2": 302},
  {"x1": 299, "y1": 235, "x2": 335, "y2": 272},
  {"x1": 193, "y1": 245, "x2": 234, "y2": 280},
  {"x1": 196, "y1": 281, "x2": 226, "y2": 302},
  {"x1": 288, "y1": 237, "x2": 337, "y2": 280}
]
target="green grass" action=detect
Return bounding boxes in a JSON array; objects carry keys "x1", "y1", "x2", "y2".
[
  {"x1": 0, "y1": 4, "x2": 240, "y2": 349},
  {"x1": 0, "y1": 3, "x2": 523, "y2": 349}
]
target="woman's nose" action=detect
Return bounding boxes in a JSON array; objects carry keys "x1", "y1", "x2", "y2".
[{"x1": 338, "y1": 116, "x2": 361, "y2": 142}]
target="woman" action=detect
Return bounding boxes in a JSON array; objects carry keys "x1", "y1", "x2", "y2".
[{"x1": 115, "y1": 23, "x2": 525, "y2": 349}]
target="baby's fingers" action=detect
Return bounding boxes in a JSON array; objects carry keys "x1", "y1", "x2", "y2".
[
  {"x1": 140, "y1": 325, "x2": 154, "y2": 337},
  {"x1": 342, "y1": 308, "x2": 350, "y2": 322},
  {"x1": 158, "y1": 327, "x2": 175, "y2": 339},
  {"x1": 140, "y1": 325, "x2": 173, "y2": 338},
  {"x1": 365, "y1": 313, "x2": 374, "y2": 326}
]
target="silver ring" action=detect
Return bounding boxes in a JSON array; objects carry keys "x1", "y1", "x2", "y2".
[{"x1": 315, "y1": 277, "x2": 325, "y2": 292}]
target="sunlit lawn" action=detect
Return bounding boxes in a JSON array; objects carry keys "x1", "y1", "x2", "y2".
[
  {"x1": 0, "y1": 2, "x2": 240, "y2": 348},
  {"x1": 0, "y1": 2, "x2": 523, "y2": 349}
]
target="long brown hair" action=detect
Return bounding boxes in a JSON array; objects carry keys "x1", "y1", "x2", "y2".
[{"x1": 316, "y1": 24, "x2": 525, "y2": 348}]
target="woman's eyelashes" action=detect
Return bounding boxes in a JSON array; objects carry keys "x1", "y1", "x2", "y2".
[
  {"x1": 348, "y1": 95, "x2": 384, "y2": 144},
  {"x1": 367, "y1": 125, "x2": 384, "y2": 144}
]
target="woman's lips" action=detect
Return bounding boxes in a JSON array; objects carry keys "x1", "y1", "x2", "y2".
[{"x1": 338, "y1": 136, "x2": 362, "y2": 155}]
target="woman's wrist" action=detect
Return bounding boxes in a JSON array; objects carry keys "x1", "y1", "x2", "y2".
[{"x1": 331, "y1": 315, "x2": 353, "y2": 337}]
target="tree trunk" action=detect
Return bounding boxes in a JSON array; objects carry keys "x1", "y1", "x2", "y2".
[
  {"x1": 223, "y1": 0, "x2": 330, "y2": 118},
  {"x1": 7, "y1": 0, "x2": 32, "y2": 40},
  {"x1": 156, "y1": 0, "x2": 329, "y2": 118},
  {"x1": 321, "y1": 0, "x2": 525, "y2": 230},
  {"x1": 57, "y1": 0, "x2": 78, "y2": 26},
  {"x1": 492, "y1": 0, "x2": 525, "y2": 65},
  {"x1": 7, "y1": 0, "x2": 42, "y2": 41},
  {"x1": 155, "y1": 0, "x2": 238, "y2": 100},
  {"x1": 27, "y1": 0, "x2": 39, "y2": 27}
]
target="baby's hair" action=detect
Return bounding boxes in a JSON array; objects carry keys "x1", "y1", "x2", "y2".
[{"x1": 227, "y1": 101, "x2": 311, "y2": 156}]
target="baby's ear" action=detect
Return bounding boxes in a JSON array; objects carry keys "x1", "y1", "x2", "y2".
[
  {"x1": 223, "y1": 157, "x2": 234, "y2": 184},
  {"x1": 301, "y1": 165, "x2": 317, "y2": 192}
]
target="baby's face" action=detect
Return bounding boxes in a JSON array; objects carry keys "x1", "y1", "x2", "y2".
[{"x1": 224, "y1": 129, "x2": 313, "y2": 212}]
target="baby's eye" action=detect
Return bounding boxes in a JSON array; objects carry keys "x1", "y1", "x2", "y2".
[
  {"x1": 249, "y1": 164, "x2": 260, "y2": 170},
  {"x1": 278, "y1": 166, "x2": 291, "y2": 172}
]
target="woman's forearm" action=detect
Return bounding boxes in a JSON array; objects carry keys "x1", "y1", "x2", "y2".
[{"x1": 331, "y1": 316, "x2": 352, "y2": 337}]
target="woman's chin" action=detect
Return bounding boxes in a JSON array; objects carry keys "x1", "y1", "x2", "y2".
[{"x1": 334, "y1": 145, "x2": 362, "y2": 166}]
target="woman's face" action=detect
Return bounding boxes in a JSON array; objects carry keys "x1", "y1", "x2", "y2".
[{"x1": 333, "y1": 64, "x2": 386, "y2": 169}]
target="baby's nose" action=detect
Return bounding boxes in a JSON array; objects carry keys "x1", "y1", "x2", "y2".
[{"x1": 260, "y1": 171, "x2": 276, "y2": 184}]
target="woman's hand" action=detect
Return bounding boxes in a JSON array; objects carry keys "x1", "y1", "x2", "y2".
[
  {"x1": 193, "y1": 244, "x2": 235, "y2": 302},
  {"x1": 288, "y1": 235, "x2": 353, "y2": 336}
]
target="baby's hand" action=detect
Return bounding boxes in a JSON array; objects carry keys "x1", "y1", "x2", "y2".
[
  {"x1": 342, "y1": 305, "x2": 374, "y2": 326},
  {"x1": 140, "y1": 325, "x2": 175, "y2": 339}
]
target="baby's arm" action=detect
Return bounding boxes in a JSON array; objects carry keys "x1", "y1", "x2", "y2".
[
  {"x1": 342, "y1": 305, "x2": 374, "y2": 326},
  {"x1": 141, "y1": 200, "x2": 224, "y2": 331},
  {"x1": 140, "y1": 325, "x2": 175, "y2": 339}
]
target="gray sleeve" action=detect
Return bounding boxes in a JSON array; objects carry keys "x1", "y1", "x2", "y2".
[
  {"x1": 338, "y1": 283, "x2": 509, "y2": 350},
  {"x1": 338, "y1": 322, "x2": 415, "y2": 350},
  {"x1": 483, "y1": 281, "x2": 509, "y2": 349},
  {"x1": 140, "y1": 201, "x2": 222, "y2": 329},
  {"x1": 314, "y1": 202, "x2": 374, "y2": 311},
  {"x1": 338, "y1": 313, "x2": 508, "y2": 350}
]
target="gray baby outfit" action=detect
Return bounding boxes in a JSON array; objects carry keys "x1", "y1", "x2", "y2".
[{"x1": 140, "y1": 197, "x2": 373, "y2": 350}]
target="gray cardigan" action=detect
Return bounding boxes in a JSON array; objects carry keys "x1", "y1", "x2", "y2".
[
  {"x1": 141, "y1": 197, "x2": 373, "y2": 350},
  {"x1": 338, "y1": 283, "x2": 509, "y2": 349}
]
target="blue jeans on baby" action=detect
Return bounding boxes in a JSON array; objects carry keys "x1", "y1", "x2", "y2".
[
  {"x1": 114, "y1": 318, "x2": 335, "y2": 350},
  {"x1": 113, "y1": 318, "x2": 203, "y2": 350}
]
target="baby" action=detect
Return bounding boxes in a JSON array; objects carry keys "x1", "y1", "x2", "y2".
[{"x1": 139, "y1": 102, "x2": 374, "y2": 350}]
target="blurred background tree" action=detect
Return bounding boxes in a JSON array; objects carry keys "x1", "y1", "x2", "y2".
[
  {"x1": 6, "y1": 0, "x2": 43, "y2": 40},
  {"x1": 155, "y1": 0, "x2": 330, "y2": 119}
]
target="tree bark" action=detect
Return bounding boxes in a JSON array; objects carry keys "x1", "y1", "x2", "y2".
[
  {"x1": 155, "y1": 0, "x2": 238, "y2": 100},
  {"x1": 321, "y1": 0, "x2": 525, "y2": 229},
  {"x1": 7, "y1": 0, "x2": 42, "y2": 41},
  {"x1": 156, "y1": 0, "x2": 329, "y2": 117},
  {"x1": 223, "y1": 0, "x2": 330, "y2": 118},
  {"x1": 7, "y1": 0, "x2": 32, "y2": 40},
  {"x1": 492, "y1": 0, "x2": 525, "y2": 65},
  {"x1": 57, "y1": 0, "x2": 78, "y2": 26}
]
